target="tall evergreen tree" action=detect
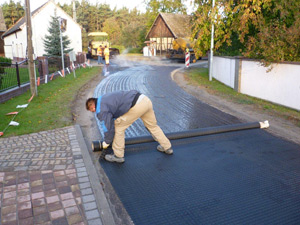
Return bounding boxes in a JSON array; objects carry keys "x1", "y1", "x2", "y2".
[
  {"x1": 58, "y1": 3, "x2": 72, "y2": 17},
  {"x1": 43, "y1": 12, "x2": 73, "y2": 56},
  {"x1": 1, "y1": 0, "x2": 24, "y2": 29},
  {"x1": 76, "y1": 0, "x2": 91, "y2": 32},
  {"x1": 96, "y1": 4, "x2": 113, "y2": 31},
  {"x1": 15, "y1": 2, "x2": 24, "y2": 19}
]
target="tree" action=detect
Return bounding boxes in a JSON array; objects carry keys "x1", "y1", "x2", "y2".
[
  {"x1": 192, "y1": 0, "x2": 300, "y2": 64},
  {"x1": 15, "y1": 1, "x2": 24, "y2": 19},
  {"x1": 232, "y1": 0, "x2": 300, "y2": 63},
  {"x1": 121, "y1": 8, "x2": 148, "y2": 48},
  {"x1": 81, "y1": 28, "x2": 89, "y2": 52},
  {"x1": 1, "y1": 0, "x2": 24, "y2": 29},
  {"x1": 121, "y1": 21, "x2": 143, "y2": 48},
  {"x1": 96, "y1": 4, "x2": 113, "y2": 31},
  {"x1": 145, "y1": 0, "x2": 188, "y2": 28},
  {"x1": 76, "y1": 0, "x2": 91, "y2": 32},
  {"x1": 145, "y1": 0, "x2": 187, "y2": 14},
  {"x1": 103, "y1": 17, "x2": 122, "y2": 45},
  {"x1": 58, "y1": 3, "x2": 72, "y2": 17},
  {"x1": 101, "y1": 7, "x2": 147, "y2": 49},
  {"x1": 88, "y1": 5, "x2": 99, "y2": 31},
  {"x1": 43, "y1": 12, "x2": 73, "y2": 56},
  {"x1": 191, "y1": 0, "x2": 235, "y2": 58}
]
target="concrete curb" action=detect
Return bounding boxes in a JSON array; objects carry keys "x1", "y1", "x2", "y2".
[{"x1": 74, "y1": 125, "x2": 116, "y2": 225}]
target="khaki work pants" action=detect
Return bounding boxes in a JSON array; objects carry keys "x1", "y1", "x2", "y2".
[{"x1": 112, "y1": 96, "x2": 171, "y2": 158}]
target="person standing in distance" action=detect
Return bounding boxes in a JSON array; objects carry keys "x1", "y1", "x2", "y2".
[
  {"x1": 97, "y1": 45, "x2": 103, "y2": 64},
  {"x1": 104, "y1": 45, "x2": 110, "y2": 65},
  {"x1": 86, "y1": 90, "x2": 173, "y2": 163},
  {"x1": 86, "y1": 43, "x2": 92, "y2": 65}
]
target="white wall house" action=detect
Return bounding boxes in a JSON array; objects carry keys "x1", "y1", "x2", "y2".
[{"x1": 2, "y1": 0, "x2": 82, "y2": 59}]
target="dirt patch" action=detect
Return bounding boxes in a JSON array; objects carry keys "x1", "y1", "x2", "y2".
[{"x1": 173, "y1": 69, "x2": 300, "y2": 146}]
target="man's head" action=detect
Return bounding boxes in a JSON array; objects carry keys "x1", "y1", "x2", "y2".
[{"x1": 86, "y1": 98, "x2": 97, "y2": 112}]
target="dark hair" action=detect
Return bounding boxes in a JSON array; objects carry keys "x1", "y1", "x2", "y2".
[{"x1": 86, "y1": 98, "x2": 96, "y2": 110}]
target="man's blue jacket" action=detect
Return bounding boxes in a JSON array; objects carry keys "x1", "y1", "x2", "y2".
[{"x1": 96, "y1": 90, "x2": 139, "y2": 144}]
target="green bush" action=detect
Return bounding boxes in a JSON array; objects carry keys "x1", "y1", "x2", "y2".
[
  {"x1": 111, "y1": 45, "x2": 125, "y2": 54},
  {"x1": 110, "y1": 45, "x2": 143, "y2": 54},
  {"x1": 127, "y1": 47, "x2": 143, "y2": 54},
  {"x1": 0, "y1": 57, "x2": 12, "y2": 64},
  {"x1": 0, "y1": 57, "x2": 12, "y2": 87}
]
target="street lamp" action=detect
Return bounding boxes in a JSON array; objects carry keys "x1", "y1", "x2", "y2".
[
  {"x1": 59, "y1": 17, "x2": 67, "y2": 77},
  {"x1": 209, "y1": 0, "x2": 215, "y2": 82}
]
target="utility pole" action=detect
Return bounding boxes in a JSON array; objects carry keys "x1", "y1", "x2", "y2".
[
  {"x1": 209, "y1": 0, "x2": 215, "y2": 81},
  {"x1": 25, "y1": 0, "x2": 37, "y2": 96},
  {"x1": 72, "y1": 0, "x2": 76, "y2": 22}
]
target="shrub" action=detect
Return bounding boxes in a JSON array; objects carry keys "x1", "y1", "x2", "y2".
[
  {"x1": 127, "y1": 47, "x2": 143, "y2": 54},
  {"x1": 0, "y1": 56, "x2": 12, "y2": 64},
  {"x1": 0, "y1": 57, "x2": 12, "y2": 87}
]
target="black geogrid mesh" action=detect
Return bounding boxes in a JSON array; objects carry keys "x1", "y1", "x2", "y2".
[{"x1": 100, "y1": 128, "x2": 300, "y2": 225}]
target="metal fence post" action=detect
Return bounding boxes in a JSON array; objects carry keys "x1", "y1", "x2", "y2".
[{"x1": 16, "y1": 62, "x2": 21, "y2": 87}]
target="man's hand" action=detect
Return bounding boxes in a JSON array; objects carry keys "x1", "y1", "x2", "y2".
[{"x1": 102, "y1": 141, "x2": 110, "y2": 149}]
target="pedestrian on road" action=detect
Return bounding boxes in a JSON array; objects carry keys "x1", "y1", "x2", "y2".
[
  {"x1": 86, "y1": 43, "x2": 92, "y2": 65},
  {"x1": 104, "y1": 45, "x2": 110, "y2": 65},
  {"x1": 97, "y1": 45, "x2": 103, "y2": 64},
  {"x1": 86, "y1": 90, "x2": 173, "y2": 163}
]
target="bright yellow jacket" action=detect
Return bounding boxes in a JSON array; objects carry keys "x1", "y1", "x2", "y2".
[
  {"x1": 104, "y1": 47, "x2": 110, "y2": 64},
  {"x1": 97, "y1": 47, "x2": 103, "y2": 56},
  {"x1": 104, "y1": 47, "x2": 109, "y2": 57}
]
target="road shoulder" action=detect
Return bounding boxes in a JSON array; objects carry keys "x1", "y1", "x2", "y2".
[{"x1": 172, "y1": 62, "x2": 300, "y2": 146}]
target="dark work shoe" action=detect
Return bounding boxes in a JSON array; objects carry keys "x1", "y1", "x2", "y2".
[
  {"x1": 157, "y1": 145, "x2": 173, "y2": 155},
  {"x1": 105, "y1": 154, "x2": 125, "y2": 163}
]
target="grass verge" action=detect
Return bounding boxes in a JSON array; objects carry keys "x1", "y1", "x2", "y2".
[
  {"x1": 186, "y1": 67, "x2": 300, "y2": 127},
  {"x1": 0, "y1": 66, "x2": 101, "y2": 137}
]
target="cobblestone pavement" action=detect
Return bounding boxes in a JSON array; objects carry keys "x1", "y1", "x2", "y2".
[{"x1": 0, "y1": 126, "x2": 103, "y2": 225}]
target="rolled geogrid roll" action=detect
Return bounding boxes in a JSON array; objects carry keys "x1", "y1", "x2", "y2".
[
  {"x1": 124, "y1": 121, "x2": 269, "y2": 146},
  {"x1": 92, "y1": 140, "x2": 102, "y2": 152}
]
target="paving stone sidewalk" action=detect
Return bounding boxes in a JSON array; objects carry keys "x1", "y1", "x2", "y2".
[{"x1": 0, "y1": 126, "x2": 103, "y2": 225}]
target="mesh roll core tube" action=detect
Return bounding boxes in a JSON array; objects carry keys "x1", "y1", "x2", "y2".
[{"x1": 124, "y1": 122, "x2": 268, "y2": 146}]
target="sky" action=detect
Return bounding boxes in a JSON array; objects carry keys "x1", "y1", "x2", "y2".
[{"x1": 2, "y1": 0, "x2": 195, "y2": 14}]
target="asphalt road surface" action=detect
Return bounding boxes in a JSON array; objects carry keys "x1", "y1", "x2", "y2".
[
  {"x1": 92, "y1": 57, "x2": 300, "y2": 225},
  {"x1": 94, "y1": 58, "x2": 241, "y2": 138}
]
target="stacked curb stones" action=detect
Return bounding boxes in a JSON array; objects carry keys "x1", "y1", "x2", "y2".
[{"x1": 0, "y1": 126, "x2": 103, "y2": 225}]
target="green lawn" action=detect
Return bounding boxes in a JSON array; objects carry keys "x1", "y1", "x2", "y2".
[{"x1": 0, "y1": 66, "x2": 101, "y2": 137}]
